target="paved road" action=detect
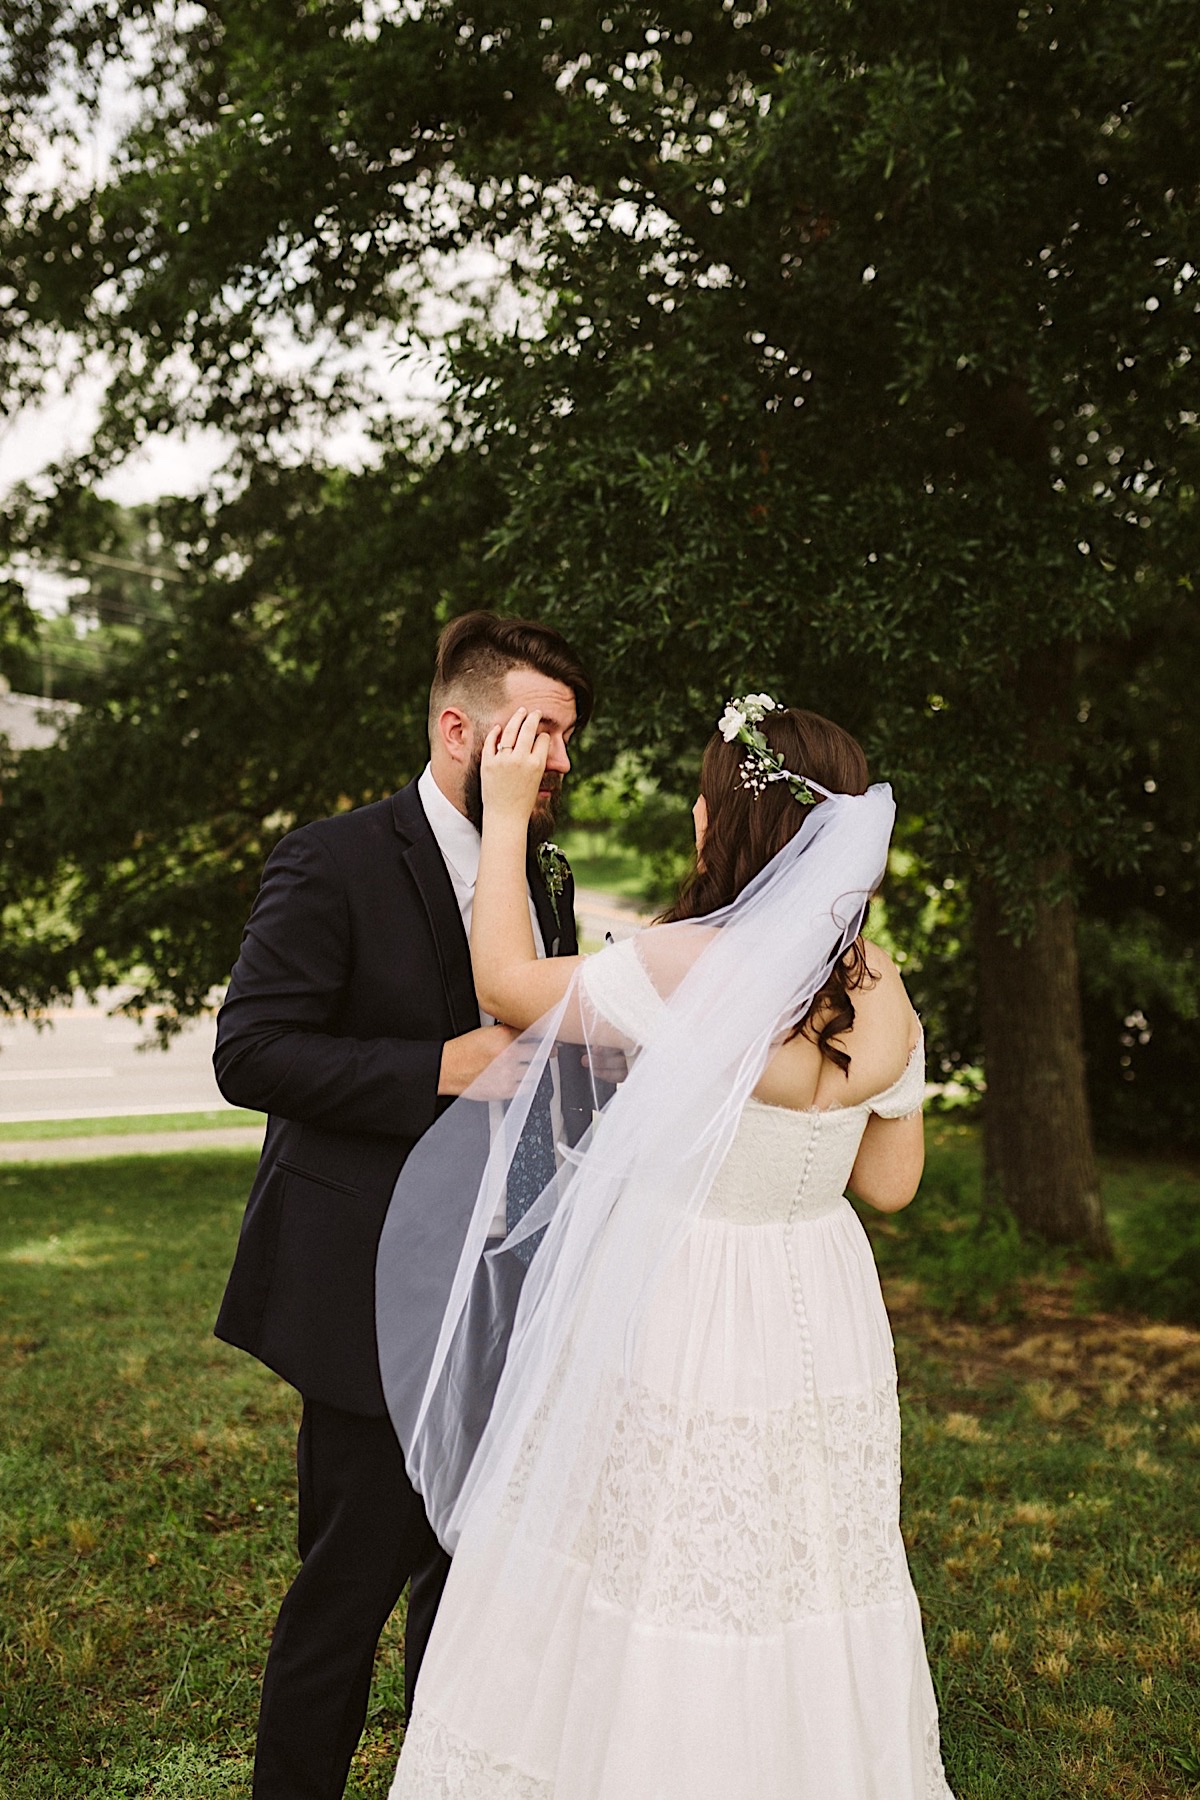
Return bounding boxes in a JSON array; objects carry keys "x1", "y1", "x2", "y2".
[
  {"x1": 573, "y1": 885, "x2": 649, "y2": 948},
  {"x1": 0, "y1": 888, "x2": 649, "y2": 1125},
  {"x1": 0, "y1": 1000, "x2": 228, "y2": 1123}
]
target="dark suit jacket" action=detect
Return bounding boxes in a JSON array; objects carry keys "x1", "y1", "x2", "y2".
[{"x1": 213, "y1": 778, "x2": 578, "y2": 1416}]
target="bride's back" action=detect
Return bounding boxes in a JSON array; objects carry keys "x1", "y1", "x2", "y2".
[{"x1": 752, "y1": 938, "x2": 918, "y2": 1114}]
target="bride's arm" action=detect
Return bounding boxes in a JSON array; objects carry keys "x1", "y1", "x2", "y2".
[
  {"x1": 846, "y1": 1109, "x2": 925, "y2": 1213},
  {"x1": 472, "y1": 707, "x2": 585, "y2": 1028}
]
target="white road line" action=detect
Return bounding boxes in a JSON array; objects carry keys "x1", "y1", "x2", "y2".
[{"x1": 0, "y1": 1067, "x2": 116, "y2": 1082}]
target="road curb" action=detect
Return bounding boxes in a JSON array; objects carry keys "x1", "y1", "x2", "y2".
[{"x1": 0, "y1": 1128, "x2": 265, "y2": 1162}]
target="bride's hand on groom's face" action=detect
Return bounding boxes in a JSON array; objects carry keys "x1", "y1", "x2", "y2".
[{"x1": 481, "y1": 707, "x2": 551, "y2": 823}]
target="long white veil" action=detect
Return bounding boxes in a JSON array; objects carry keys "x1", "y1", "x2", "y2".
[{"x1": 376, "y1": 781, "x2": 896, "y2": 1566}]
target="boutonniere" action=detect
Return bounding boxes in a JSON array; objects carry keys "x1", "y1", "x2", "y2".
[{"x1": 535, "y1": 840, "x2": 570, "y2": 927}]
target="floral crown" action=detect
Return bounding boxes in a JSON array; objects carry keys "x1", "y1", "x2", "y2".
[{"x1": 718, "y1": 693, "x2": 819, "y2": 805}]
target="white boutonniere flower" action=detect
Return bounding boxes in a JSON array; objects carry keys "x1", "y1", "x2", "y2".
[{"x1": 535, "y1": 840, "x2": 570, "y2": 927}]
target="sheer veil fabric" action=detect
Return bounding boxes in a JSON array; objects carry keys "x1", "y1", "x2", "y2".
[{"x1": 375, "y1": 781, "x2": 897, "y2": 1569}]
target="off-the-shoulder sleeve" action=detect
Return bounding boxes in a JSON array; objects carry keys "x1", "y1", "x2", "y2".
[
  {"x1": 579, "y1": 938, "x2": 666, "y2": 1046},
  {"x1": 868, "y1": 1035, "x2": 926, "y2": 1120}
]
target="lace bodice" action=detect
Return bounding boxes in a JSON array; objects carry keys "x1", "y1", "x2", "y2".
[
  {"x1": 583, "y1": 938, "x2": 924, "y2": 1226},
  {"x1": 704, "y1": 1059, "x2": 921, "y2": 1224}
]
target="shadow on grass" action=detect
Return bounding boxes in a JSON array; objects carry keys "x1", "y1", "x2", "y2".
[{"x1": 1, "y1": 1146, "x2": 1198, "y2": 1799}]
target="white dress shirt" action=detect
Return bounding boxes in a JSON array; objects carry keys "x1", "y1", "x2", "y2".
[{"x1": 417, "y1": 764, "x2": 549, "y2": 1237}]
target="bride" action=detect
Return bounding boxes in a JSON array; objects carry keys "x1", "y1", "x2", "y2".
[{"x1": 381, "y1": 695, "x2": 954, "y2": 1799}]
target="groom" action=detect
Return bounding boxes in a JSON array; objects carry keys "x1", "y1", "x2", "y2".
[{"x1": 213, "y1": 611, "x2": 592, "y2": 1800}]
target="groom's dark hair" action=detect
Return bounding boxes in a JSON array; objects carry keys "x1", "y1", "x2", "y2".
[{"x1": 428, "y1": 611, "x2": 594, "y2": 737}]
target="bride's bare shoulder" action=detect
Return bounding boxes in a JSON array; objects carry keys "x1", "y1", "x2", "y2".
[
  {"x1": 632, "y1": 918, "x2": 718, "y2": 990},
  {"x1": 859, "y1": 939, "x2": 911, "y2": 995},
  {"x1": 856, "y1": 939, "x2": 920, "y2": 1040},
  {"x1": 859, "y1": 936, "x2": 900, "y2": 978}
]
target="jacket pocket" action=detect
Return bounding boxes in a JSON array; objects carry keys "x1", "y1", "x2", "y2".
[
  {"x1": 258, "y1": 1168, "x2": 390, "y2": 1411},
  {"x1": 276, "y1": 1119, "x2": 367, "y2": 1195},
  {"x1": 276, "y1": 1157, "x2": 362, "y2": 1198}
]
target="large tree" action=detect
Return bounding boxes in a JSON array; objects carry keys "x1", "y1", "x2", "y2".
[
  {"x1": 3, "y1": 0, "x2": 1199, "y2": 1250},
  {"x1": 0, "y1": 450, "x2": 502, "y2": 1027}
]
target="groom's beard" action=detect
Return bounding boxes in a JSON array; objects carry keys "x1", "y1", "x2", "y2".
[{"x1": 463, "y1": 750, "x2": 563, "y2": 847}]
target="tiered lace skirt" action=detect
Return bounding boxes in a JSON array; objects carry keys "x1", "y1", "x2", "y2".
[{"x1": 391, "y1": 1197, "x2": 954, "y2": 1799}]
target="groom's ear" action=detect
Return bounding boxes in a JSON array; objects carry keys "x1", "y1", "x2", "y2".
[{"x1": 434, "y1": 704, "x2": 475, "y2": 765}]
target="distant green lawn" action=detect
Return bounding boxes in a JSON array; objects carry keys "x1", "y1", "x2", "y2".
[
  {"x1": 1, "y1": 1145, "x2": 1198, "y2": 1798},
  {"x1": 0, "y1": 1111, "x2": 266, "y2": 1143},
  {"x1": 556, "y1": 827, "x2": 658, "y2": 900}
]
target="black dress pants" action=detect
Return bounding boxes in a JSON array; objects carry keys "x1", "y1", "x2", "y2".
[{"x1": 252, "y1": 1398, "x2": 452, "y2": 1800}]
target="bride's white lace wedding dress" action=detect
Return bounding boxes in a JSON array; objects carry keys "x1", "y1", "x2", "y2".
[{"x1": 390, "y1": 948, "x2": 954, "y2": 1800}]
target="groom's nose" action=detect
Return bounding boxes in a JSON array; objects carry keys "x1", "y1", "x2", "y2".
[{"x1": 545, "y1": 732, "x2": 572, "y2": 775}]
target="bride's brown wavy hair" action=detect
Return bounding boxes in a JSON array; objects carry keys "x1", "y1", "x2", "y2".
[{"x1": 659, "y1": 707, "x2": 875, "y2": 1074}]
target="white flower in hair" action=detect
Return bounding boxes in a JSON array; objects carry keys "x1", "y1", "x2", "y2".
[
  {"x1": 719, "y1": 703, "x2": 747, "y2": 742},
  {"x1": 719, "y1": 690, "x2": 819, "y2": 805}
]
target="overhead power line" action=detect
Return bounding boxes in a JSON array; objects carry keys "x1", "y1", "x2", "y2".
[{"x1": 72, "y1": 551, "x2": 187, "y2": 583}]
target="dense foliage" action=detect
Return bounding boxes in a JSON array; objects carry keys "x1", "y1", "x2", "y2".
[
  {"x1": 1, "y1": 1, "x2": 1197, "y2": 1195},
  {"x1": 0, "y1": 455, "x2": 499, "y2": 1026}
]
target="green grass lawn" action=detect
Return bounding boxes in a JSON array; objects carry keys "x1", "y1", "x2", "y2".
[
  {"x1": 1, "y1": 1146, "x2": 1198, "y2": 1798},
  {"x1": 0, "y1": 1111, "x2": 266, "y2": 1143},
  {"x1": 556, "y1": 827, "x2": 660, "y2": 901}
]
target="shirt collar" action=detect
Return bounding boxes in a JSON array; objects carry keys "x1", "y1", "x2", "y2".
[{"x1": 417, "y1": 763, "x2": 482, "y2": 888}]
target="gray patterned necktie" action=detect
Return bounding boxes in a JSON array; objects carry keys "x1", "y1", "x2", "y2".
[{"x1": 505, "y1": 1063, "x2": 556, "y2": 1266}]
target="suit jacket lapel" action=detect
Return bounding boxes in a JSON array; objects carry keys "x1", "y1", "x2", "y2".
[
  {"x1": 527, "y1": 846, "x2": 578, "y2": 958},
  {"x1": 391, "y1": 781, "x2": 479, "y2": 1037},
  {"x1": 527, "y1": 845, "x2": 560, "y2": 958},
  {"x1": 559, "y1": 873, "x2": 579, "y2": 956}
]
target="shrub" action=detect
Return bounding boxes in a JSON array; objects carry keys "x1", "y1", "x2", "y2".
[
  {"x1": 861, "y1": 1140, "x2": 1050, "y2": 1321},
  {"x1": 1085, "y1": 1182, "x2": 1200, "y2": 1325}
]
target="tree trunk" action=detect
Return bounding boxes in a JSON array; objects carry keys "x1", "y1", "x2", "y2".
[{"x1": 974, "y1": 861, "x2": 1112, "y2": 1257}]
